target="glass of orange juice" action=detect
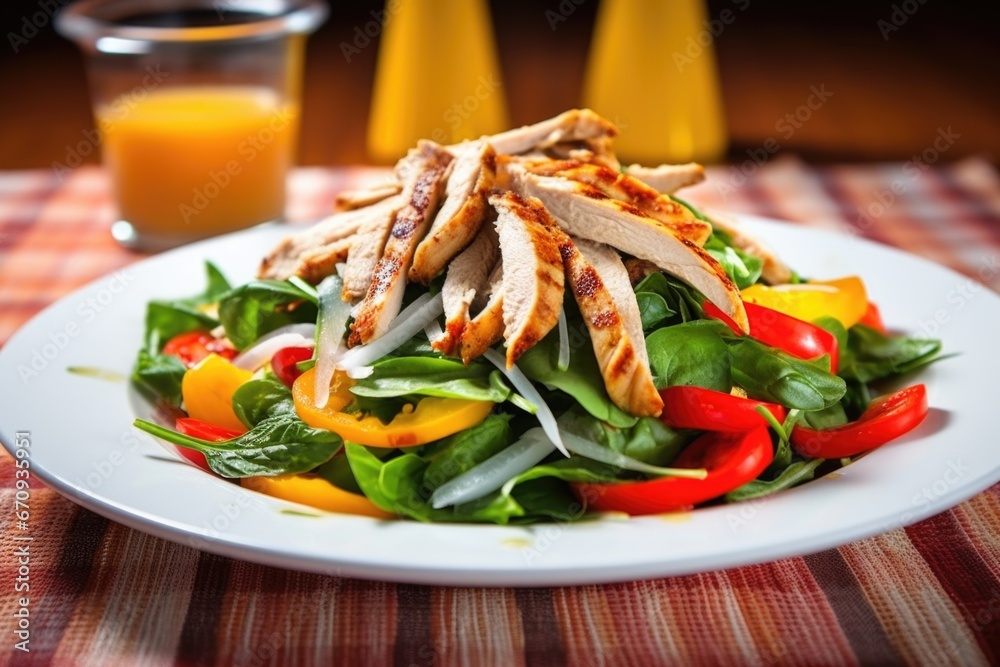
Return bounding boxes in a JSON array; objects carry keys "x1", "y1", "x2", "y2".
[{"x1": 56, "y1": 0, "x2": 327, "y2": 250}]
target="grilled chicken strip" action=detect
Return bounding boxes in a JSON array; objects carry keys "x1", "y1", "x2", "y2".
[
  {"x1": 560, "y1": 237, "x2": 663, "y2": 417},
  {"x1": 340, "y1": 195, "x2": 405, "y2": 301},
  {"x1": 458, "y1": 262, "x2": 505, "y2": 364},
  {"x1": 436, "y1": 223, "x2": 500, "y2": 356},
  {"x1": 499, "y1": 163, "x2": 749, "y2": 332},
  {"x1": 349, "y1": 142, "x2": 453, "y2": 345},
  {"x1": 490, "y1": 192, "x2": 566, "y2": 367},
  {"x1": 708, "y1": 213, "x2": 794, "y2": 285},
  {"x1": 482, "y1": 108, "x2": 618, "y2": 156},
  {"x1": 522, "y1": 159, "x2": 712, "y2": 246},
  {"x1": 624, "y1": 162, "x2": 705, "y2": 194},
  {"x1": 334, "y1": 182, "x2": 402, "y2": 211},
  {"x1": 260, "y1": 204, "x2": 380, "y2": 282},
  {"x1": 410, "y1": 141, "x2": 496, "y2": 283}
]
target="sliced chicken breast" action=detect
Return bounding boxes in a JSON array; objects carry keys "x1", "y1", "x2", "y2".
[
  {"x1": 482, "y1": 108, "x2": 618, "y2": 156},
  {"x1": 340, "y1": 195, "x2": 405, "y2": 301},
  {"x1": 490, "y1": 192, "x2": 566, "y2": 367},
  {"x1": 435, "y1": 223, "x2": 500, "y2": 356},
  {"x1": 708, "y1": 212, "x2": 794, "y2": 285},
  {"x1": 458, "y1": 263, "x2": 505, "y2": 364},
  {"x1": 259, "y1": 204, "x2": 381, "y2": 282},
  {"x1": 499, "y1": 163, "x2": 748, "y2": 332},
  {"x1": 334, "y1": 182, "x2": 402, "y2": 211},
  {"x1": 561, "y1": 237, "x2": 663, "y2": 417},
  {"x1": 409, "y1": 141, "x2": 496, "y2": 283},
  {"x1": 523, "y1": 159, "x2": 712, "y2": 245},
  {"x1": 349, "y1": 142, "x2": 453, "y2": 345},
  {"x1": 625, "y1": 162, "x2": 706, "y2": 194}
]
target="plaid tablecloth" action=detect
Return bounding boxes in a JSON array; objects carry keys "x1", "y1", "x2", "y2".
[{"x1": 2, "y1": 158, "x2": 999, "y2": 666}]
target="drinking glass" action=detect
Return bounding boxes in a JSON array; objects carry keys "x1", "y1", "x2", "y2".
[{"x1": 56, "y1": 0, "x2": 328, "y2": 250}]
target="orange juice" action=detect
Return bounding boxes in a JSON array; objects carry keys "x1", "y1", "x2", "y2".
[{"x1": 99, "y1": 86, "x2": 298, "y2": 246}]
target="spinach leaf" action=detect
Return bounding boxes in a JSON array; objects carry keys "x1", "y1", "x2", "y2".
[
  {"x1": 134, "y1": 415, "x2": 341, "y2": 478},
  {"x1": 143, "y1": 302, "x2": 216, "y2": 353},
  {"x1": 350, "y1": 357, "x2": 511, "y2": 403},
  {"x1": 345, "y1": 442, "x2": 588, "y2": 524},
  {"x1": 132, "y1": 262, "x2": 232, "y2": 407},
  {"x1": 724, "y1": 459, "x2": 825, "y2": 502},
  {"x1": 518, "y1": 320, "x2": 638, "y2": 428},
  {"x1": 633, "y1": 271, "x2": 704, "y2": 325},
  {"x1": 729, "y1": 338, "x2": 846, "y2": 410},
  {"x1": 232, "y1": 376, "x2": 294, "y2": 427},
  {"x1": 802, "y1": 401, "x2": 849, "y2": 430},
  {"x1": 645, "y1": 320, "x2": 733, "y2": 391},
  {"x1": 315, "y1": 454, "x2": 363, "y2": 495},
  {"x1": 421, "y1": 415, "x2": 512, "y2": 491},
  {"x1": 705, "y1": 240, "x2": 763, "y2": 290},
  {"x1": 218, "y1": 280, "x2": 319, "y2": 350},
  {"x1": 559, "y1": 406, "x2": 689, "y2": 467},
  {"x1": 636, "y1": 292, "x2": 674, "y2": 333},
  {"x1": 839, "y1": 325, "x2": 943, "y2": 383},
  {"x1": 132, "y1": 349, "x2": 187, "y2": 406},
  {"x1": 668, "y1": 197, "x2": 763, "y2": 288}
]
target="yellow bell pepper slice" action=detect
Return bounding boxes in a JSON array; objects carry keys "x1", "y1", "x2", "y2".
[
  {"x1": 181, "y1": 353, "x2": 253, "y2": 431},
  {"x1": 242, "y1": 474, "x2": 392, "y2": 519},
  {"x1": 741, "y1": 277, "x2": 869, "y2": 328},
  {"x1": 292, "y1": 368, "x2": 494, "y2": 447}
]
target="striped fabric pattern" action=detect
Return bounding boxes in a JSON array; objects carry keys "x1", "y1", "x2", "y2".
[{"x1": 1, "y1": 159, "x2": 999, "y2": 665}]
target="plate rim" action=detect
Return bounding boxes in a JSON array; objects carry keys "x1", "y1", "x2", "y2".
[{"x1": 2, "y1": 214, "x2": 998, "y2": 586}]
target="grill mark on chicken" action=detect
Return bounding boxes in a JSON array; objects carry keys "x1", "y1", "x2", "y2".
[
  {"x1": 458, "y1": 261, "x2": 505, "y2": 363},
  {"x1": 560, "y1": 236, "x2": 663, "y2": 417},
  {"x1": 259, "y1": 201, "x2": 398, "y2": 283},
  {"x1": 499, "y1": 163, "x2": 748, "y2": 332},
  {"x1": 436, "y1": 223, "x2": 500, "y2": 356},
  {"x1": 349, "y1": 144, "x2": 453, "y2": 345},
  {"x1": 491, "y1": 192, "x2": 565, "y2": 367},
  {"x1": 591, "y1": 310, "x2": 619, "y2": 329},
  {"x1": 524, "y1": 159, "x2": 711, "y2": 246},
  {"x1": 410, "y1": 142, "x2": 497, "y2": 284},
  {"x1": 340, "y1": 195, "x2": 406, "y2": 301}
]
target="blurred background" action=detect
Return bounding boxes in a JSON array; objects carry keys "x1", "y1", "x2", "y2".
[{"x1": 1, "y1": 0, "x2": 997, "y2": 169}]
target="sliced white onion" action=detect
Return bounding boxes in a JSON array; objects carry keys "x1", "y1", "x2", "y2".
[
  {"x1": 483, "y1": 348, "x2": 568, "y2": 457},
  {"x1": 232, "y1": 333, "x2": 314, "y2": 371},
  {"x1": 240, "y1": 323, "x2": 317, "y2": 352},
  {"x1": 556, "y1": 308, "x2": 570, "y2": 372},
  {"x1": 559, "y1": 430, "x2": 707, "y2": 479},
  {"x1": 431, "y1": 428, "x2": 554, "y2": 509},
  {"x1": 346, "y1": 366, "x2": 374, "y2": 380},
  {"x1": 314, "y1": 275, "x2": 350, "y2": 408},
  {"x1": 424, "y1": 318, "x2": 444, "y2": 344},
  {"x1": 337, "y1": 293, "x2": 443, "y2": 371}
]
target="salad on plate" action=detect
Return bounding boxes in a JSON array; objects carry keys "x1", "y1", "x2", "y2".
[{"x1": 132, "y1": 110, "x2": 944, "y2": 524}]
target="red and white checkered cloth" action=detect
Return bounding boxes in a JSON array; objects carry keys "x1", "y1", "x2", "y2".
[{"x1": 1, "y1": 158, "x2": 999, "y2": 665}]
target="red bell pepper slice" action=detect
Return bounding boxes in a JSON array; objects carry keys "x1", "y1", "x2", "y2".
[
  {"x1": 572, "y1": 427, "x2": 773, "y2": 515},
  {"x1": 858, "y1": 302, "x2": 888, "y2": 334},
  {"x1": 791, "y1": 384, "x2": 928, "y2": 459},
  {"x1": 173, "y1": 418, "x2": 244, "y2": 472},
  {"x1": 705, "y1": 301, "x2": 840, "y2": 373},
  {"x1": 271, "y1": 346, "x2": 314, "y2": 387},
  {"x1": 659, "y1": 386, "x2": 787, "y2": 432},
  {"x1": 162, "y1": 330, "x2": 237, "y2": 368}
]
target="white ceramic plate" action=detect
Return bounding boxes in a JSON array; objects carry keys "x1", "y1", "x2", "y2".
[{"x1": 2, "y1": 216, "x2": 998, "y2": 586}]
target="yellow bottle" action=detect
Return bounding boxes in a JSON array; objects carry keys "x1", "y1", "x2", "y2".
[
  {"x1": 583, "y1": 0, "x2": 728, "y2": 164},
  {"x1": 367, "y1": 0, "x2": 508, "y2": 162}
]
